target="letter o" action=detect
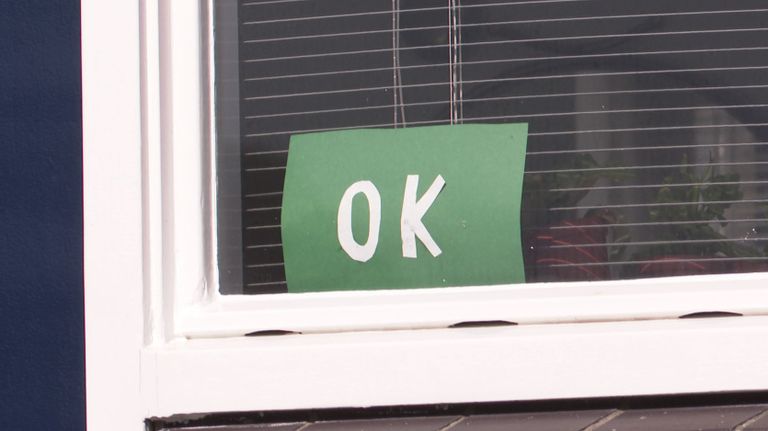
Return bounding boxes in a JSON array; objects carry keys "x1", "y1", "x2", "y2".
[{"x1": 337, "y1": 181, "x2": 381, "y2": 262}]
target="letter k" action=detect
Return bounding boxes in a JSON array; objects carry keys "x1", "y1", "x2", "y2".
[{"x1": 401, "y1": 174, "x2": 445, "y2": 258}]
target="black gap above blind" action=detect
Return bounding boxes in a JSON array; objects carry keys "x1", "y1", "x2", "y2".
[{"x1": 219, "y1": 0, "x2": 768, "y2": 295}]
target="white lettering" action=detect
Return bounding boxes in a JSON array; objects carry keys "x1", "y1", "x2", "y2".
[
  {"x1": 337, "y1": 181, "x2": 381, "y2": 262},
  {"x1": 401, "y1": 174, "x2": 445, "y2": 258}
]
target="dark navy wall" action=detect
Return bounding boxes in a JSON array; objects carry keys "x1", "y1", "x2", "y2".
[{"x1": 0, "y1": 1, "x2": 85, "y2": 430}]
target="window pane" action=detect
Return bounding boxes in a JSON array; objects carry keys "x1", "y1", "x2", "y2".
[{"x1": 215, "y1": 0, "x2": 768, "y2": 294}]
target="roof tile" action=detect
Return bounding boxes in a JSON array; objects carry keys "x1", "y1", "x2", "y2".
[
  {"x1": 452, "y1": 409, "x2": 614, "y2": 431},
  {"x1": 300, "y1": 416, "x2": 459, "y2": 431},
  {"x1": 594, "y1": 405, "x2": 767, "y2": 431}
]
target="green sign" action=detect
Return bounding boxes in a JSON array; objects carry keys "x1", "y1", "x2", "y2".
[{"x1": 281, "y1": 124, "x2": 528, "y2": 293}]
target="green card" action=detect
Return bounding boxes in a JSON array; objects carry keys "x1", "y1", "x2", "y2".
[{"x1": 281, "y1": 124, "x2": 528, "y2": 293}]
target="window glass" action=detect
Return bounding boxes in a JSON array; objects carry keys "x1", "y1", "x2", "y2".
[{"x1": 215, "y1": 0, "x2": 768, "y2": 295}]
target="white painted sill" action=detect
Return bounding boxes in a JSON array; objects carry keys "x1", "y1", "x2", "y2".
[{"x1": 143, "y1": 316, "x2": 768, "y2": 418}]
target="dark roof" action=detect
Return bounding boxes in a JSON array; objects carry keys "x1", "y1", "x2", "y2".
[{"x1": 163, "y1": 404, "x2": 768, "y2": 431}]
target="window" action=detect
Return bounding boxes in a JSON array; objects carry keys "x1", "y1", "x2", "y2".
[
  {"x1": 215, "y1": 0, "x2": 768, "y2": 296},
  {"x1": 82, "y1": 0, "x2": 768, "y2": 429}
]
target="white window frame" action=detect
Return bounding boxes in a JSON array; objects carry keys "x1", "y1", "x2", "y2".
[{"x1": 83, "y1": 1, "x2": 768, "y2": 430}]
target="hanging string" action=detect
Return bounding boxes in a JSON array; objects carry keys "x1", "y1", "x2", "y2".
[
  {"x1": 457, "y1": 0, "x2": 464, "y2": 123},
  {"x1": 392, "y1": 0, "x2": 407, "y2": 127},
  {"x1": 448, "y1": 0, "x2": 455, "y2": 124},
  {"x1": 396, "y1": 0, "x2": 406, "y2": 126},
  {"x1": 392, "y1": 0, "x2": 399, "y2": 127},
  {"x1": 449, "y1": 0, "x2": 461, "y2": 124}
]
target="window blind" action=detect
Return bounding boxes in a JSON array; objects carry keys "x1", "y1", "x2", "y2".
[{"x1": 216, "y1": 0, "x2": 768, "y2": 294}]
